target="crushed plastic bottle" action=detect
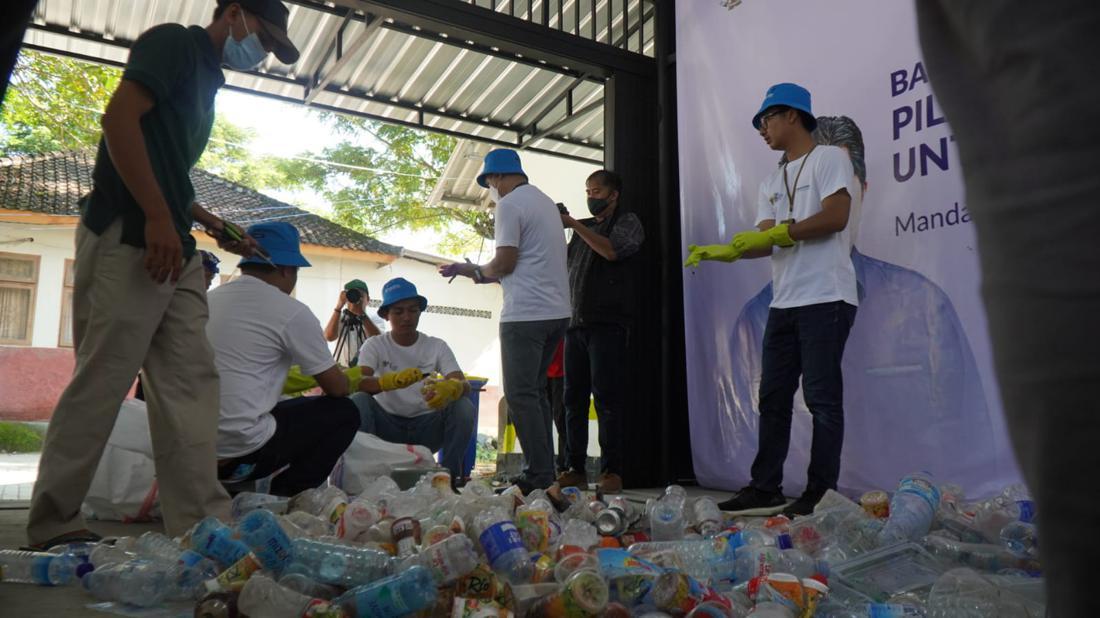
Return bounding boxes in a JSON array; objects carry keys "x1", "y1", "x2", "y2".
[
  {"x1": 191, "y1": 516, "x2": 251, "y2": 567},
  {"x1": 999, "y1": 521, "x2": 1039, "y2": 560},
  {"x1": 82, "y1": 559, "x2": 173, "y2": 606},
  {"x1": 927, "y1": 567, "x2": 1039, "y2": 617},
  {"x1": 0, "y1": 550, "x2": 80, "y2": 586},
  {"x1": 475, "y1": 507, "x2": 534, "y2": 585},
  {"x1": 285, "y1": 537, "x2": 394, "y2": 588},
  {"x1": 650, "y1": 490, "x2": 687, "y2": 542},
  {"x1": 231, "y1": 492, "x2": 290, "y2": 520},
  {"x1": 399, "y1": 533, "x2": 480, "y2": 584},
  {"x1": 238, "y1": 573, "x2": 341, "y2": 618},
  {"x1": 692, "y1": 497, "x2": 723, "y2": 538},
  {"x1": 334, "y1": 565, "x2": 437, "y2": 617},
  {"x1": 237, "y1": 508, "x2": 294, "y2": 573},
  {"x1": 877, "y1": 473, "x2": 941, "y2": 546}
]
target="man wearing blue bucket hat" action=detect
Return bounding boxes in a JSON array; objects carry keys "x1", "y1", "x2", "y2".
[
  {"x1": 686, "y1": 83, "x2": 859, "y2": 516},
  {"x1": 206, "y1": 221, "x2": 360, "y2": 496},
  {"x1": 440, "y1": 148, "x2": 571, "y2": 493},
  {"x1": 349, "y1": 277, "x2": 477, "y2": 481}
]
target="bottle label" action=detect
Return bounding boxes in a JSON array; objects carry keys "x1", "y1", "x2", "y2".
[
  {"x1": 897, "y1": 476, "x2": 940, "y2": 511},
  {"x1": 31, "y1": 556, "x2": 53, "y2": 585},
  {"x1": 179, "y1": 550, "x2": 204, "y2": 568},
  {"x1": 479, "y1": 521, "x2": 525, "y2": 568},
  {"x1": 392, "y1": 517, "x2": 422, "y2": 558},
  {"x1": 1016, "y1": 500, "x2": 1036, "y2": 523}
]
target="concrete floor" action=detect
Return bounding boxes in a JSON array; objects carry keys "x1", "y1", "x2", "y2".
[{"x1": 0, "y1": 505, "x2": 170, "y2": 616}]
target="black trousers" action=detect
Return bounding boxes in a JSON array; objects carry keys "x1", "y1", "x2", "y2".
[
  {"x1": 218, "y1": 396, "x2": 359, "y2": 497},
  {"x1": 547, "y1": 376, "x2": 566, "y2": 472},
  {"x1": 563, "y1": 323, "x2": 630, "y2": 475},
  {"x1": 750, "y1": 301, "x2": 856, "y2": 495}
]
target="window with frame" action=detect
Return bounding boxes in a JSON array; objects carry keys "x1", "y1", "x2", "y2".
[
  {"x1": 58, "y1": 259, "x2": 75, "y2": 347},
  {"x1": 0, "y1": 252, "x2": 40, "y2": 345}
]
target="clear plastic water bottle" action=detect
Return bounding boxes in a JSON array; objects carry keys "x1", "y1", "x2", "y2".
[
  {"x1": 557, "y1": 517, "x2": 600, "y2": 557},
  {"x1": 922, "y1": 534, "x2": 1037, "y2": 572},
  {"x1": 775, "y1": 534, "x2": 816, "y2": 579},
  {"x1": 284, "y1": 537, "x2": 394, "y2": 588},
  {"x1": 278, "y1": 572, "x2": 341, "y2": 600},
  {"x1": 876, "y1": 473, "x2": 941, "y2": 546},
  {"x1": 650, "y1": 495, "x2": 686, "y2": 542},
  {"x1": 692, "y1": 497, "x2": 723, "y2": 538},
  {"x1": 337, "y1": 498, "x2": 382, "y2": 542},
  {"x1": 237, "y1": 508, "x2": 294, "y2": 573},
  {"x1": 238, "y1": 573, "x2": 337, "y2": 618},
  {"x1": 190, "y1": 516, "x2": 250, "y2": 567},
  {"x1": 999, "y1": 521, "x2": 1039, "y2": 560},
  {"x1": 88, "y1": 544, "x2": 137, "y2": 568},
  {"x1": 0, "y1": 550, "x2": 80, "y2": 586},
  {"x1": 399, "y1": 533, "x2": 479, "y2": 584},
  {"x1": 629, "y1": 534, "x2": 744, "y2": 586},
  {"x1": 290, "y1": 486, "x2": 349, "y2": 525},
  {"x1": 231, "y1": 492, "x2": 290, "y2": 520},
  {"x1": 475, "y1": 508, "x2": 534, "y2": 584},
  {"x1": 334, "y1": 565, "x2": 437, "y2": 617},
  {"x1": 82, "y1": 559, "x2": 173, "y2": 606},
  {"x1": 733, "y1": 545, "x2": 784, "y2": 584}
]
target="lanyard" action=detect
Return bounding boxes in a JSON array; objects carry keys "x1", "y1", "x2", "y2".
[{"x1": 781, "y1": 146, "x2": 816, "y2": 224}]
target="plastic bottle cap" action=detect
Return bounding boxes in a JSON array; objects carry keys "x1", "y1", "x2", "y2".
[
  {"x1": 76, "y1": 562, "x2": 95, "y2": 579},
  {"x1": 776, "y1": 533, "x2": 793, "y2": 550}
]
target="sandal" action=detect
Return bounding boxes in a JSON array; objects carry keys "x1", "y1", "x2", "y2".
[{"x1": 21, "y1": 529, "x2": 103, "y2": 552}]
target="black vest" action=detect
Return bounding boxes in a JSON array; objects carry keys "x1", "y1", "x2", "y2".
[{"x1": 568, "y1": 208, "x2": 639, "y2": 326}]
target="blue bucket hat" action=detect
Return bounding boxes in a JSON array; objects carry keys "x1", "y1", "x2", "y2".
[
  {"x1": 377, "y1": 277, "x2": 428, "y2": 319},
  {"x1": 476, "y1": 148, "x2": 528, "y2": 188},
  {"x1": 752, "y1": 83, "x2": 817, "y2": 131},
  {"x1": 237, "y1": 221, "x2": 311, "y2": 268}
]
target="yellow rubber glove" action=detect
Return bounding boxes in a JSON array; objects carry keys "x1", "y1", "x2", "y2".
[
  {"x1": 684, "y1": 242, "x2": 744, "y2": 268},
  {"x1": 731, "y1": 223, "x2": 795, "y2": 254},
  {"x1": 424, "y1": 379, "x2": 466, "y2": 410},
  {"x1": 378, "y1": 367, "x2": 425, "y2": 391},
  {"x1": 283, "y1": 365, "x2": 364, "y2": 396}
]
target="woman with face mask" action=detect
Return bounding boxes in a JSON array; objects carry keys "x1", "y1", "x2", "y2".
[{"x1": 25, "y1": 1, "x2": 301, "y2": 551}]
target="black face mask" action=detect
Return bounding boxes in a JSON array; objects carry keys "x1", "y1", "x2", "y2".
[{"x1": 587, "y1": 197, "x2": 611, "y2": 216}]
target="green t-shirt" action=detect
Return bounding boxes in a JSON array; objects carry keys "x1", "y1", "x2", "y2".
[{"x1": 82, "y1": 24, "x2": 225, "y2": 258}]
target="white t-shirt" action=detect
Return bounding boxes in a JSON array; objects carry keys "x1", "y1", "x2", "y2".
[
  {"x1": 331, "y1": 309, "x2": 388, "y2": 368},
  {"x1": 755, "y1": 145, "x2": 859, "y2": 309},
  {"x1": 493, "y1": 184, "x2": 571, "y2": 322},
  {"x1": 207, "y1": 276, "x2": 337, "y2": 457},
  {"x1": 357, "y1": 332, "x2": 462, "y2": 418}
]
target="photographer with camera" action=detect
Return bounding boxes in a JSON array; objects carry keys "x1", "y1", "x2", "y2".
[{"x1": 324, "y1": 279, "x2": 385, "y2": 367}]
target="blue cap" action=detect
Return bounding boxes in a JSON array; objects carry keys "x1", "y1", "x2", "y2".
[
  {"x1": 198, "y1": 250, "x2": 220, "y2": 275},
  {"x1": 752, "y1": 83, "x2": 816, "y2": 131},
  {"x1": 377, "y1": 277, "x2": 428, "y2": 318},
  {"x1": 476, "y1": 148, "x2": 527, "y2": 188},
  {"x1": 237, "y1": 221, "x2": 311, "y2": 268}
]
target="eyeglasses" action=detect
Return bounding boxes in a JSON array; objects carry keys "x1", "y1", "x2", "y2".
[{"x1": 758, "y1": 109, "x2": 786, "y2": 129}]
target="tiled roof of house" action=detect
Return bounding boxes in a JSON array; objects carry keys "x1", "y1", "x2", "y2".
[{"x1": 0, "y1": 149, "x2": 402, "y2": 256}]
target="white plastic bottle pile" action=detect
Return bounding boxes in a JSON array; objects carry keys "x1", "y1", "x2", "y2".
[{"x1": 0, "y1": 470, "x2": 1046, "y2": 617}]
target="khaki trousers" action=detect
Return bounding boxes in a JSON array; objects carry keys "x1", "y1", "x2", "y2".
[{"x1": 28, "y1": 220, "x2": 230, "y2": 543}]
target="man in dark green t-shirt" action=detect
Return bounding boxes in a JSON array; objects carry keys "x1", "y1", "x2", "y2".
[{"x1": 27, "y1": 0, "x2": 300, "y2": 548}]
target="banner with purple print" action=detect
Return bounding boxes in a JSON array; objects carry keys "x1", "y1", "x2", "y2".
[{"x1": 676, "y1": 0, "x2": 1021, "y2": 498}]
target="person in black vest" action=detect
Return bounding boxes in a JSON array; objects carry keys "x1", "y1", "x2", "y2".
[{"x1": 555, "y1": 170, "x2": 644, "y2": 494}]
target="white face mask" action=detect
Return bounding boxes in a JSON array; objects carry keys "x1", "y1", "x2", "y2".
[
  {"x1": 488, "y1": 184, "x2": 501, "y2": 204},
  {"x1": 223, "y1": 13, "x2": 267, "y2": 70}
]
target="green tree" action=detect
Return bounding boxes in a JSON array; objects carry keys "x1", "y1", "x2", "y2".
[
  {"x1": 280, "y1": 114, "x2": 492, "y2": 252},
  {"x1": 0, "y1": 50, "x2": 120, "y2": 154},
  {"x1": 0, "y1": 49, "x2": 286, "y2": 194}
]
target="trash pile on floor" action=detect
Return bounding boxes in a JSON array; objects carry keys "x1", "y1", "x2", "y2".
[{"x1": 0, "y1": 471, "x2": 1045, "y2": 617}]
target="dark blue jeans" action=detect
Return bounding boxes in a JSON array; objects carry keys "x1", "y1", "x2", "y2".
[
  {"x1": 563, "y1": 323, "x2": 630, "y2": 475},
  {"x1": 750, "y1": 301, "x2": 857, "y2": 495}
]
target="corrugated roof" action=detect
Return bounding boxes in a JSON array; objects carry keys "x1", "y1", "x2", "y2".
[
  {"x1": 0, "y1": 149, "x2": 402, "y2": 256},
  {"x1": 22, "y1": 0, "x2": 657, "y2": 166}
]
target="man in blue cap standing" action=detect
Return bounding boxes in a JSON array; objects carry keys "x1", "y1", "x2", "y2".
[
  {"x1": 207, "y1": 222, "x2": 360, "y2": 496},
  {"x1": 686, "y1": 83, "x2": 858, "y2": 516},
  {"x1": 350, "y1": 277, "x2": 477, "y2": 481},
  {"x1": 440, "y1": 149, "x2": 571, "y2": 493}
]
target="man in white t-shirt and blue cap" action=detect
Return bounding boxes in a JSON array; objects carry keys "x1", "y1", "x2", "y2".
[
  {"x1": 686, "y1": 83, "x2": 859, "y2": 517},
  {"x1": 439, "y1": 149, "x2": 571, "y2": 494},
  {"x1": 207, "y1": 221, "x2": 360, "y2": 496},
  {"x1": 350, "y1": 277, "x2": 476, "y2": 481}
]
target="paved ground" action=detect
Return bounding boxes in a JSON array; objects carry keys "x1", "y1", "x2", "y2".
[{"x1": 0, "y1": 452, "x2": 39, "y2": 501}]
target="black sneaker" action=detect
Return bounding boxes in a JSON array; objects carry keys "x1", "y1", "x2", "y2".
[
  {"x1": 718, "y1": 486, "x2": 788, "y2": 516},
  {"x1": 781, "y1": 489, "x2": 827, "y2": 519}
]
